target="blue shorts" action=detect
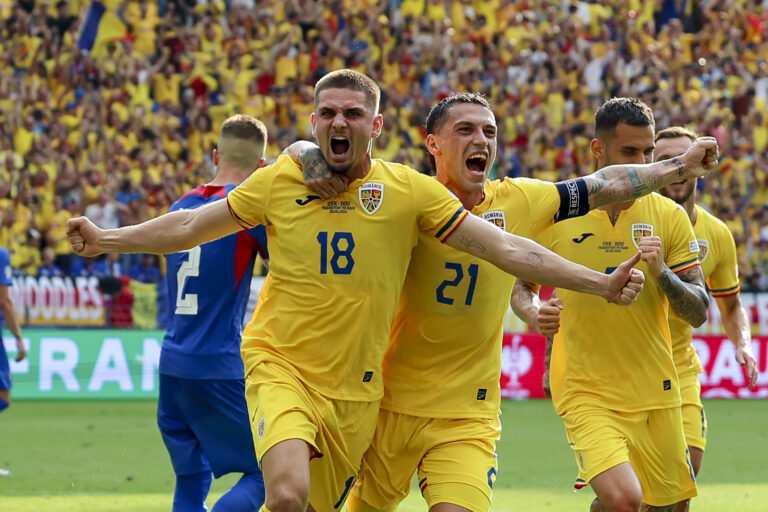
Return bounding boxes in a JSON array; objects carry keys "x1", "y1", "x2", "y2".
[
  {"x1": 157, "y1": 375, "x2": 260, "y2": 478},
  {"x1": 0, "y1": 340, "x2": 11, "y2": 390}
]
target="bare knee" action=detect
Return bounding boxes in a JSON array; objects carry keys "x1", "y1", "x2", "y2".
[
  {"x1": 594, "y1": 490, "x2": 642, "y2": 512},
  {"x1": 265, "y1": 481, "x2": 308, "y2": 512}
]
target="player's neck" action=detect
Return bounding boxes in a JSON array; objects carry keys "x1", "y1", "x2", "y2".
[
  {"x1": 208, "y1": 166, "x2": 250, "y2": 187},
  {"x1": 346, "y1": 155, "x2": 372, "y2": 181},
  {"x1": 439, "y1": 179, "x2": 484, "y2": 210},
  {"x1": 599, "y1": 200, "x2": 635, "y2": 226},
  {"x1": 684, "y1": 194, "x2": 698, "y2": 225}
]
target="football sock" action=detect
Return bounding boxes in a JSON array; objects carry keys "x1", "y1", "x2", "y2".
[
  {"x1": 212, "y1": 472, "x2": 265, "y2": 512},
  {"x1": 0, "y1": 398, "x2": 8, "y2": 413},
  {"x1": 173, "y1": 471, "x2": 212, "y2": 512},
  {"x1": 259, "y1": 506, "x2": 272, "y2": 512}
]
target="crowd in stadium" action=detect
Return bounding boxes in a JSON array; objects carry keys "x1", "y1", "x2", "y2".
[{"x1": 2, "y1": 0, "x2": 768, "y2": 291}]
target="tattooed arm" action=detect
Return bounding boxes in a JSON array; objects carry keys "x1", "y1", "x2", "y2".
[
  {"x1": 581, "y1": 137, "x2": 719, "y2": 210},
  {"x1": 657, "y1": 266, "x2": 709, "y2": 327},
  {"x1": 282, "y1": 142, "x2": 348, "y2": 198},
  {"x1": 444, "y1": 213, "x2": 645, "y2": 304},
  {"x1": 638, "y1": 235, "x2": 709, "y2": 326}
]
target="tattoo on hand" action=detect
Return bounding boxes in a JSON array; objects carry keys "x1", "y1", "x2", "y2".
[
  {"x1": 301, "y1": 148, "x2": 331, "y2": 181},
  {"x1": 457, "y1": 234, "x2": 487, "y2": 254}
]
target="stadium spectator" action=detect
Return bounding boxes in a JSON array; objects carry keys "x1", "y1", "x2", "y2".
[
  {"x1": 129, "y1": 253, "x2": 160, "y2": 284},
  {"x1": 37, "y1": 247, "x2": 63, "y2": 277},
  {"x1": 1, "y1": 0, "x2": 767, "y2": 297}
]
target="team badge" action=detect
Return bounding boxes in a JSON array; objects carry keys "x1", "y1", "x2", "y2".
[
  {"x1": 631, "y1": 223, "x2": 654, "y2": 248},
  {"x1": 359, "y1": 182, "x2": 384, "y2": 215},
  {"x1": 257, "y1": 417, "x2": 265, "y2": 439},
  {"x1": 697, "y1": 239, "x2": 709, "y2": 262},
  {"x1": 482, "y1": 211, "x2": 507, "y2": 231}
]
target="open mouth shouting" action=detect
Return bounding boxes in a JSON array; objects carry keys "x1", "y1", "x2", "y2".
[
  {"x1": 466, "y1": 152, "x2": 488, "y2": 178},
  {"x1": 330, "y1": 135, "x2": 351, "y2": 157}
]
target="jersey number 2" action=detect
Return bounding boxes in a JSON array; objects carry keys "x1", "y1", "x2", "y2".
[{"x1": 175, "y1": 246, "x2": 201, "y2": 315}]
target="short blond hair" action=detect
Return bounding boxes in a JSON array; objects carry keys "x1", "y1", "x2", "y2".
[
  {"x1": 217, "y1": 114, "x2": 268, "y2": 170},
  {"x1": 655, "y1": 126, "x2": 697, "y2": 142},
  {"x1": 314, "y1": 69, "x2": 380, "y2": 113}
]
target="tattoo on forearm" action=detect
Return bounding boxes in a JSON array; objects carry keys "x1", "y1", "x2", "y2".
[
  {"x1": 301, "y1": 148, "x2": 332, "y2": 181},
  {"x1": 657, "y1": 266, "x2": 709, "y2": 327},
  {"x1": 587, "y1": 165, "x2": 660, "y2": 207},
  {"x1": 671, "y1": 157, "x2": 684, "y2": 178},
  {"x1": 526, "y1": 252, "x2": 544, "y2": 269},
  {"x1": 456, "y1": 234, "x2": 487, "y2": 254}
]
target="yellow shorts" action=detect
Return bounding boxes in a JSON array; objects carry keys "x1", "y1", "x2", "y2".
[
  {"x1": 350, "y1": 408, "x2": 501, "y2": 512},
  {"x1": 245, "y1": 359, "x2": 379, "y2": 511},
  {"x1": 562, "y1": 404, "x2": 698, "y2": 507},
  {"x1": 679, "y1": 373, "x2": 707, "y2": 451}
]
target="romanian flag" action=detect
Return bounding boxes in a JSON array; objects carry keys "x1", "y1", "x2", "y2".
[{"x1": 77, "y1": 1, "x2": 128, "y2": 52}]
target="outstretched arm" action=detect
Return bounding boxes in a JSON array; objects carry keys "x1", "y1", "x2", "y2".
[
  {"x1": 510, "y1": 280, "x2": 563, "y2": 337},
  {"x1": 67, "y1": 199, "x2": 241, "y2": 256},
  {"x1": 582, "y1": 137, "x2": 719, "y2": 210},
  {"x1": 445, "y1": 213, "x2": 645, "y2": 304},
  {"x1": 716, "y1": 294, "x2": 758, "y2": 389}
]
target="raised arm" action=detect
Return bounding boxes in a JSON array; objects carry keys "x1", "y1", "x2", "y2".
[
  {"x1": 716, "y1": 294, "x2": 758, "y2": 389},
  {"x1": 67, "y1": 199, "x2": 241, "y2": 256},
  {"x1": 637, "y1": 236, "x2": 709, "y2": 327},
  {"x1": 445, "y1": 213, "x2": 645, "y2": 304},
  {"x1": 582, "y1": 137, "x2": 719, "y2": 210}
]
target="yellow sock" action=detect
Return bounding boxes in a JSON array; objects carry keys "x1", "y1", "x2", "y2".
[{"x1": 259, "y1": 506, "x2": 272, "y2": 512}]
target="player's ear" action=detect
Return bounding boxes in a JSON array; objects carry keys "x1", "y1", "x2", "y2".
[
  {"x1": 212, "y1": 148, "x2": 219, "y2": 165},
  {"x1": 426, "y1": 133, "x2": 440, "y2": 156},
  {"x1": 589, "y1": 138, "x2": 603, "y2": 161},
  {"x1": 371, "y1": 113, "x2": 383, "y2": 138},
  {"x1": 310, "y1": 112, "x2": 317, "y2": 137}
]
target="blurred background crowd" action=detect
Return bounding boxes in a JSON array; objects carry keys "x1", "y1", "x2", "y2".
[{"x1": 3, "y1": 0, "x2": 768, "y2": 297}]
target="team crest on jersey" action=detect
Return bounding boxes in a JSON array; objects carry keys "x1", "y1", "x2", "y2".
[
  {"x1": 631, "y1": 223, "x2": 654, "y2": 248},
  {"x1": 359, "y1": 182, "x2": 384, "y2": 215},
  {"x1": 482, "y1": 211, "x2": 507, "y2": 230},
  {"x1": 695, "y1": 239, "x2": 708, "y2": 262},
  {"x1": 257, "y1": 417, "x2": 265, "y2": 439}
]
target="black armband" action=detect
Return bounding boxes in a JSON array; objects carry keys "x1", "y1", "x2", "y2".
[{"x1": 554, "y1": 178, "x2": 589, "y2": 222}]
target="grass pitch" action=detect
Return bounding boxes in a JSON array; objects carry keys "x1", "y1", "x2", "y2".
[{"x1": 1, "y1": 399, "x2": 766, "y2": 511}]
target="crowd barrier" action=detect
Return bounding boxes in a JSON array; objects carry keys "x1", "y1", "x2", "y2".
[{"x1": 4, "y1": 277, "x2": 767, "y2": 399}]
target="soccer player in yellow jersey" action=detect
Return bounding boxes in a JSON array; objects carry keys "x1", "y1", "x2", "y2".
[
  {"x1": 66, "y1": 70, "x2": 651, "y2": 512},
  {"x1": 513, "y1": 98, "x2": 710, "y2": 512},
  {"x1": 299, "y1": 94, "x2": 719, "y2": 512},
  {"x1": 655, "y1": 127, "x2": 758, "y2": 512}
]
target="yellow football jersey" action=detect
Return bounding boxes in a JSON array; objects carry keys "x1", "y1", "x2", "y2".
[
  {"x1": 382, "y1": 178, "x2": 561, "y2": 418},
  {"x1": 227, "y1": 155, "x2": 468, "y2": 401},
  {"x1": 542, "y1": 193, "x2": 701, "y2": 414},
  {"x1": 668, "y1": 204, "x2": 740, "y2": 378}
]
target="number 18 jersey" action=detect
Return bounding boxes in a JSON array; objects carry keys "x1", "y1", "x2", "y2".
[{"x1": 227, "y1": 156, "x2": 468, "y2": 402}]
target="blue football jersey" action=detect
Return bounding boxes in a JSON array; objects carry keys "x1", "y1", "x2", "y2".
[
  {"x1": 159, "y1": 185, "x2": 268, "y2": 380},
  {"x1": 0, "y1": 247, "x2": 12, "y2": 328}
]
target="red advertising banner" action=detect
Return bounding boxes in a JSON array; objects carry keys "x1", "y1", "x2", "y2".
[{"x1": 500, "y1": 333, "x2": 768, "y2": 400}]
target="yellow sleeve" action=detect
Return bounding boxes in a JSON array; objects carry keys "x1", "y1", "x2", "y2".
[
  {"x1": 708, "y1": 222, "x2": 741, "y2": 297},
  {"x1": 409, "y1": 170, "x2": 468, "y2": 242},
  {"x1": 508, "y1": 178, "x2": 560, "y2": 238},
  {"x1": 226, "y1": 155, "x2": 286, "y2": 228},
  {"x1": 666, "y1": 205, "x2": 701, "y2": 274}
]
